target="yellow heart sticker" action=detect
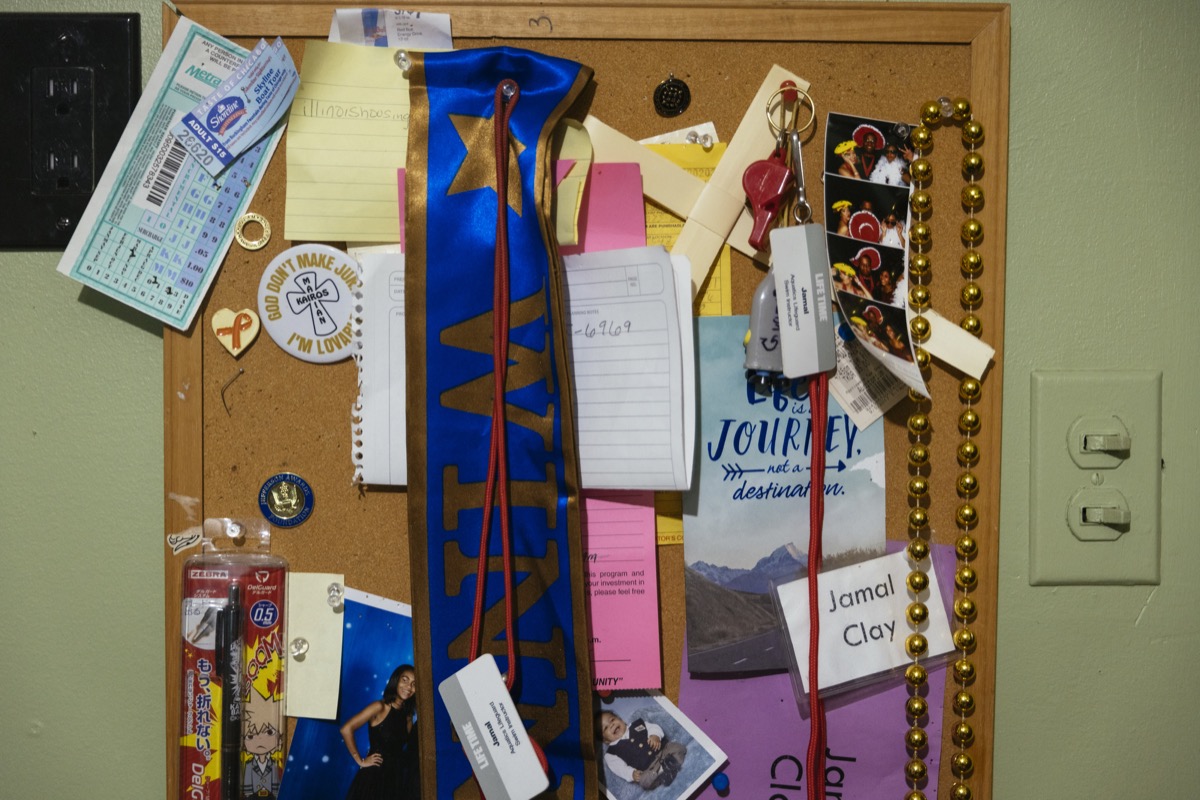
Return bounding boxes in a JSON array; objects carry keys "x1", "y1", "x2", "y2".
[{"x1": 211, "y1": 308, "x2": 261, "y2": 357}]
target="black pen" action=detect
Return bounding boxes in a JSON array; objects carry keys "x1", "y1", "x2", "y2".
[{"x1": 217, "y1": 584, "x2": 243, "y2": 799}]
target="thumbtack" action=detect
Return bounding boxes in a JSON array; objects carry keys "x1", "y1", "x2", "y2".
[
  {"x1": 290, "y1": 637, "x2": 310, "y2": 659},
  {"x1": 328, "y1": 582, "x2": 345, "y2": 609}
]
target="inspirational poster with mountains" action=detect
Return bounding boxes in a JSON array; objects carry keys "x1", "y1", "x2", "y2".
[{"x1": 683, "y1": 315, "x2": 885, "y2": 674}]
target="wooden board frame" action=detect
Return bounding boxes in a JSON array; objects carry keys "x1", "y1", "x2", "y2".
[{"x1": 163, "y1": 2, "x2": 1009, "y2": 797}]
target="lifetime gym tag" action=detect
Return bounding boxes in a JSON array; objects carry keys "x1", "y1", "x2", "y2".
[
  {"x1": 771, "y1": 130, "x2": 835, "y2": 379},
  {"x1": 438, "y1": 654, "x2": 549, "y2": 800}
]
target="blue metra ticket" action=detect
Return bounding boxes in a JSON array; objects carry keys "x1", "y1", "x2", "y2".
[{"x1": 171, "y1": 37, "x2": 299, "y2": 177}]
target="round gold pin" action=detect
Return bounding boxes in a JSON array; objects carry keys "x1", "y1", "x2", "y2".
[{"x1": 235, "y1": 212, "x2": 271, "y2": 251}]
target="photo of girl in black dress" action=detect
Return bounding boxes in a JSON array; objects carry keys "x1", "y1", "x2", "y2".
[{"x1": 340, "y1": 665, "x2": 420, "y2": 799}]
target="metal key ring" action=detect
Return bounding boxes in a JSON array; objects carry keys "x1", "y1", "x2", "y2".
[
  {"x1": 766, "y1": 85, "x2": 816, "y2": 138},
  {"x1": 234, "y1": 212, "x2": 271, "y2": 251}
]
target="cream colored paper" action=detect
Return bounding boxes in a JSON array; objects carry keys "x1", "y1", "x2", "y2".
[
  {"x1": 553, "y1": 120, "x2": 593, "y2": 246},
  {"x1": 923, "y1": 309, "x2": 995, "y2": 380},
  {"x1": 284, "y1": 572, "x2": 345, "y2": 719},
  {"x1": 582, "y1": 111, "x2": 787, "y2": 277},
  {"x1": 285, "y1": 41, "x2": 409, "y2": 242},
  {"x1": 672, "y1": 65, "x2": 809, "y2": 296},
  {"x1": 583, "y1": 115, "x2": 705, "y2": 216},
  {"x1": 644, "y1": 143, "x2": 733, "y2": 317}
]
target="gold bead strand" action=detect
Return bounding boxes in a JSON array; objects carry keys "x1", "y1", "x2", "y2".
[
  {"x1": 951, "y1": 373, "x2": 981, "y2": 799},
  {"x1": 957, "y1": 96, "x2": 985, "y2": 338},
  {"x1": 905, "y1": 97, "x2": 986, "y2": 800},
  {"x1": 903, "y1": 390, "x2": 932, "y2": 800},
  {"x1": 900, "y1": 104, "x2": 940, "y2": 800},
  {"x1": 951, "y1": 96, "x2": 983, "y2": 800}
]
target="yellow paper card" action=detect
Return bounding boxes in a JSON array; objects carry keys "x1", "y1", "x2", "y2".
[
  {"x1": 285, "y1": 41, "x2": 409, "y2": 242},
  {"x1": 647, "y1": 143, "x2": 732, "y2": 546},
  {"x1": 644, "y1": 143, "x2": 733, "y2": 318}
]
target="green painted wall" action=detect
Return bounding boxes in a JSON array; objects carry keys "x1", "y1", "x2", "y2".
[{"x1": 1, "y1": 1, "x2": 1196, "y2": 797}]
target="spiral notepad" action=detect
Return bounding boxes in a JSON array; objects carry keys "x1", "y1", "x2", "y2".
[{"x1": 350, "y1": 251, "x2": 407, "y2": 485}]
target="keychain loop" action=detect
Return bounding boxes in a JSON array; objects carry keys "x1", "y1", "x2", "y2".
[
  {"x1": 766, "y1": 84, "x2": 816, "y2": 138},
  {"x1": 789, "y1": 131, "x2": 813, "y2": 225}
]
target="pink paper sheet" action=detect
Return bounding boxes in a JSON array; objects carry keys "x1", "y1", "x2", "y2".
[
  {"x1": 584, "y1": 491, "x2": 661, "y2": 690},
  {"x1": 560, "y1": 162, "x2": 646, "y2": 256},
  {"x1": 565, "y1": 162, "x2": 661, "y2": 689}
]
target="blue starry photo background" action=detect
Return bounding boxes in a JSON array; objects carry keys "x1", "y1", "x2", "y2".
[{"x1": 278, "y1": 592, "x2": 414, "y2": 799}]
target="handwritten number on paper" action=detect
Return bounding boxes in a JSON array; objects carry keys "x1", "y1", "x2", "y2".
[
  {"x1": 528, "y1": 15, "x2": 553, "y2": 32},
  {"x1": 573, "y1": 319, "x2": 632, "y2": 339}
]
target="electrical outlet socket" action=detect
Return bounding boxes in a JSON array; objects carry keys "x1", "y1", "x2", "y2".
[
  {"x1": 31, "y1": 66, "x2": 96, "y2": 194},
  {"x1": 0, "y1": 13, "x2": 139, "y2": 249}
]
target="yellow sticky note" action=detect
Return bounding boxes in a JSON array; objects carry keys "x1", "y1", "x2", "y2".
[
  {"x1": 285, "y1": 41, "x2": 409, "y2": 242},
  {"x1": 644, "y1": 143, "x2": 733, "y2": 317},
  {"x1": 654, "y1": 491, "x2": 684, "y2": 547}
]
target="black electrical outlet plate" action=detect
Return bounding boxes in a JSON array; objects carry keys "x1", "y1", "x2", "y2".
[{"x1": 0, "y1": 13, "x2": 140, "y2": 250}]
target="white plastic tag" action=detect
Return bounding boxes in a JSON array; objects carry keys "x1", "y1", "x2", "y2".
[
  {"x1": 776, "y1": 550, "x2": 954, "y2": 694},
  {"x1": 770, "y1": 224, "x2": 836, "y2": 379},
  {"x1": 438, "y1": 654, "x2": 549, "y2": 800}
]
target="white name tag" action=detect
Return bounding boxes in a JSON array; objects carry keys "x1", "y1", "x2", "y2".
[
  {"x1": 775, "y1": 550, "x2": 953, "y2": 694},
  {"x1": 770, "y1": 224, "x2": 836, "y2": 379},
  {"x1": 438, "y1": 654, "x2": 549, "y2": 800}
]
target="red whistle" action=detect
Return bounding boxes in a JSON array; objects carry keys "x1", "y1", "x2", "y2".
[{"x1": 743, "y1": 150, "x2": 795, "y2": 251}]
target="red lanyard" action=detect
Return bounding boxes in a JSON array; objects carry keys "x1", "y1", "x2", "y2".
[
  {"x1": 806, "y1": 371, "x2": 829, "y2": 800},
  {"x1": 468, "y1": 79, "x2": 521, "y2": 691}
]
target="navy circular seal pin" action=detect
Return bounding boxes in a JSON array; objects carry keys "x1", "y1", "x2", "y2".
[{"x1": 259, "y1": 473, "x2": 314, "y2": 527}]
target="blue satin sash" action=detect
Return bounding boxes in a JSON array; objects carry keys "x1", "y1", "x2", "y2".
[{"x1": 406, "y1": 46, "x2": 594, "y2": 799}]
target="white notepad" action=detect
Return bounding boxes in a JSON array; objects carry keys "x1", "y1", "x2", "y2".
[
  {"x1": 564, "y1": 245, "x2": 692, "y2": 491},
  {"x1": 351, "y1": 250, "x2": 407, "y2": 485}
]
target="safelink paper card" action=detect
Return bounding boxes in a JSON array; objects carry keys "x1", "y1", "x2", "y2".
[
  {"x1": 682, "y1": 315, "x2": 885, "y2": 675},
  {"x1": 278, "y1": 589, "x2": 414, "y2": 800}
]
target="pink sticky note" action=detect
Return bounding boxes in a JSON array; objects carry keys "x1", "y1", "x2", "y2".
[
  {"x1": 559, "y1": 163, "x2": 646, "y2": 256},
  {"x1": 583, "y1": 490, "x2": 661, "y2": 690},
  {"x1": 554, "y1": 159, "x2": 576, "y2": 184}
]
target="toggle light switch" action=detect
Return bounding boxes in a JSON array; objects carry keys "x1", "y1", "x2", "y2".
[
  {"x1": 1068, "y1": 487, "x2": 1131, "y2": 541},
  {"x1": 1030, "y1": 371, "x2": 1161, "y2": 585},
  {"x1": 1067, "y1": 415, "x2": 1131, "y2": 468}
]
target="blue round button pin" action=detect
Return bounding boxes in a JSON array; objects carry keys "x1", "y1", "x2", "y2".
[{"x1": 258, "y1": 472, "x2": 314, "y2": 527}]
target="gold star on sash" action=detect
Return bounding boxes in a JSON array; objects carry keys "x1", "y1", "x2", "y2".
[{"x1": 447, "y1": 112, "x2": 526, "y2": 216}]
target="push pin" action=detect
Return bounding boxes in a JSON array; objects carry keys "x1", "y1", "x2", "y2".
[
  {"x1": 328, "y1": 582, "x2": 345, "y2": 609},
  {"x1": 394, "y1": 50, "x2": 412, "y2": 73},
  {"x1": 685, "y1": 130, "x2": 714, "y2": 150},
  {"x1": 225, "y1": 520, "x2": 244, "y2": 541},
  {"x1": 290, "y1": 637, "x2": 310, "y2": 660}
]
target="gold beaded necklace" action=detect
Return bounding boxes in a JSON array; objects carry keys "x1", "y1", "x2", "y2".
[{"x1": 901, "y1": 95, "x2": 985, "y2": 800}]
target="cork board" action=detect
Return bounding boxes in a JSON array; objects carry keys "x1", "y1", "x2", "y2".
[{"x1": 163, "y1": 2, "x2": 1010, "y2": 797}]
